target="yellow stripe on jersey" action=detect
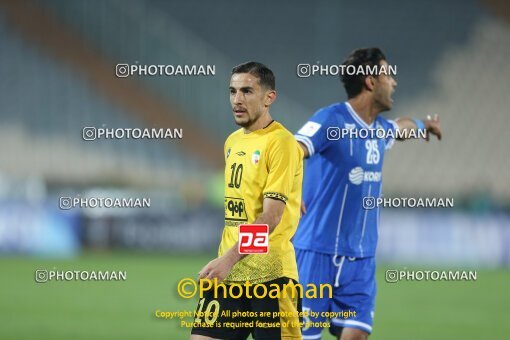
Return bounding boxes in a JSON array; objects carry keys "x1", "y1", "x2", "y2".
[{"x1": 219, "y1": 121, "x2": 303, "y2": 284}]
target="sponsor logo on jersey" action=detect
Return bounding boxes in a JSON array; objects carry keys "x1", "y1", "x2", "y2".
[
  {"x1": 349, "y1": 167, "x2": 382, "y2": 185},
  {"x1": 349, "y1": 167, "x2": 364, "y2": 185},
  {"x1": 236, "y1": 151, "x2": 246, "y2": 156},
  {"x1": 225, "y1": 197, "x2": 248, "y2": 222}
]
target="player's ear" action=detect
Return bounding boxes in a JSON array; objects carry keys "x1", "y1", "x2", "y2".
[
  {"x1": 265, "y1": 90, "x2": 276, "y2": 107},
  {"x1": 364, "y1": 75, "x2": 376, "y2": 92}
]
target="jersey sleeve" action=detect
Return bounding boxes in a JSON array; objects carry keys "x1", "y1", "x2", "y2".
[
  {"x1": 377, "y1": 117, "x2": 399, "y2": 150},
  {"x1": 294, "y1": 107, "x2": 336, "y2": 157},
  {"x1": 263, "y1": 134, "x2": 302, "y2": 203},
  {"x1": 224, "y1": 132, "x2": 237, "y2": 163}
]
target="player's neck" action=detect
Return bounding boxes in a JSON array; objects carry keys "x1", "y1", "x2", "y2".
[
  {"x1": 347, "y1": 97, "x2": 380, "y2": 126},
  {"x1": 243, "y1": 112, "x2": 273, "y2": 133}
]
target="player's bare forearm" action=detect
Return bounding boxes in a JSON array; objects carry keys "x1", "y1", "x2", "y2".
[
  {"x1": 395, "y1": 114, "x2": 442, "y2": 141},
  {"x1": 224, "y1": 197, "x2": 285, "y2": 261},
  {"x1": 255, "y1": 197, "x2": 286, "y2": 233},
  {"x1": 198, "y1": 197, "x2": 285, "y2": 281},
  {"x1": 394, "y1": 117, "x2": 416, "y2": 135}
]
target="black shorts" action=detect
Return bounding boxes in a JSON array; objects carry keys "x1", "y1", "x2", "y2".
[{"x1": 191, "y1": 277, "x2": 302, "y2": 339}]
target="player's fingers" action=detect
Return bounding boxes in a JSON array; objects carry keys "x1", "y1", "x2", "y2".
[
  {"x1": 198, "y1": 264, "x2": 210, "y2": 279},
  {"x1": 434, "y1": 114, "x2": 439, "y2": 121},
  {"x1": 436, "y1": 126, "x2": 442, "y2": 140},
  {"x1": 301, "y1": 201, "x2": 307, "y2": 215},
  {"x1": 206, "y1": 271, "x2": 216, "y2": 280},
  {"x1": 429, "y1": 124, "x2": 442, "y2": 140}
]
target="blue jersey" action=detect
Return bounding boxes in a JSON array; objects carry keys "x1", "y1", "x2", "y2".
[{"x1": 293, "y1": 102, "x2": 398, "y2": 258}]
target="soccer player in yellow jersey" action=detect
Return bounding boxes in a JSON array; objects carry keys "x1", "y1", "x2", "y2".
[{"x1": 191, "y1": 62, "x2": 304, "y2": 339}]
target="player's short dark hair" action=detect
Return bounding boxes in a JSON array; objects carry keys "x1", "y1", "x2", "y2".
[
  {"x1": 232, "y1": 62, "x2": 275, "y2": 90},
  {"x1": 341, "y1": 48, "x2": 387, "y2": 99}
]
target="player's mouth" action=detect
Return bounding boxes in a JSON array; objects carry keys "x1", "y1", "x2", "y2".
[{"x1": 233, "y1": 107, "x2": 248, "y2": 117}]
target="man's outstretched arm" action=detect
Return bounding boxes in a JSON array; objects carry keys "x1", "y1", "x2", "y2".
[
  {"x1": 395, "y1": 114, "x2": 442, "y2": 141},
  {"x1": 296, "y1": 114, "x2": 442, "y2": 159},
  {"x1": 197, "y1": 198, "x2": 285, "y2": 282}
]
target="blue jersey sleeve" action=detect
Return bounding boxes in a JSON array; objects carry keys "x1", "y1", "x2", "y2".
[
  {"x1": 376, "y1": 116, "x2": 399, "y2": 150},
  {"x1": 295, "y1": 107, "x2": 338, "y2": 156}
]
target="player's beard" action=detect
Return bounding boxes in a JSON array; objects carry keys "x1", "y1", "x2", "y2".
[
  {"x1": 234, "y1": 110, "x2": 262, "y2": 129},
  {"x1": 374, "y1": 89, "x2": 393, "y2": 112},
  {"x1": 380, "y1": 97, "x2": 392, "y2": 112}
]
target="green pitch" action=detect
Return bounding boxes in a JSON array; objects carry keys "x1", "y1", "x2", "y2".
[{"x1": 0, "y1": 253, "x2": 508, "y2": 339}]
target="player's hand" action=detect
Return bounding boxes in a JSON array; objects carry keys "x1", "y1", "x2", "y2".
[
  {"x1": 424, "y1": 114, "x2": 442, "y2": 141},
  {"x1": 300, "y1": 200, "x2": 307, "y2": 216},
  {"x1": 198, "y1": 254, "x2": 236, "y2": 282}
]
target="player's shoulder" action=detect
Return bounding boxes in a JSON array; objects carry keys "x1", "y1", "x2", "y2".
[
  {"x1": 320, "y1": 102, "x2": 345, "y2": 113},
  {"x1": 311, "y1": 102, "x2": 347, "y2": 123},
  {"x1": 375, "y1": 114, "x2": 397, "y2": 129},
  {"x1": 267, "y1": 121, "x2": 298, "y2": 144},
  {"x1": 269, "y1": 121, "x2": 293, "y2": 136},
  {"x1": 266, "y1": 122, "x2": 303, "y2": 159},
  {"x1": 375, "y1": 114, "x2": 389, "y2": 124},
  {"x1": 265, "y1": 122, "x2": 300, "y2": 153}
]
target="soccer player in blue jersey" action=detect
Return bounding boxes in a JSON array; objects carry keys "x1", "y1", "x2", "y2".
[{"x1": 293, "y1": 48, "x2": 442, "y2": 340}]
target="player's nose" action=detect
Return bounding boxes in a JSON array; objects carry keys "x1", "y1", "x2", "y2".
[{"x1": 233, "y1": 91, "x2": 244, "y2": 104}]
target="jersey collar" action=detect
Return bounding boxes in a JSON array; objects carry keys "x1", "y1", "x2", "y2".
[{"x1": 345, "y1": 102, "x2": 374, "y2": 129}]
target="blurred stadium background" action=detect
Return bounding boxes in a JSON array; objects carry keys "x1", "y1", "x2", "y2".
[{"x1": 0, "y1": 0, "x2": 509, "y2": 339}]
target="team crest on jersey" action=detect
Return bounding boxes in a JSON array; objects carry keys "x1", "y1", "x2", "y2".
[
  {"x1": 252, "y1": 150, "x2": 261, "y2": 165},
  {"x1": 226, "y1": 148, "x2": 231, "y2": 159}
]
